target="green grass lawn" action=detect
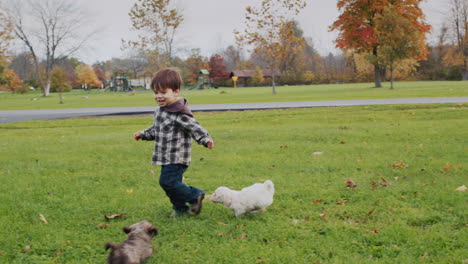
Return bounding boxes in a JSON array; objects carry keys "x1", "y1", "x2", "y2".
[
  {"x1": 1, "y1": 81, "x2": 467, "y2": 110},
  {"x1": 0, "y1": 103, "x2": 466, "y2": 263}
]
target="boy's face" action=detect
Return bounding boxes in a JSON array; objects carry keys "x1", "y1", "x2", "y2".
[{"x1": 154, "y1": 88, "x2": 180, "y2": 107}]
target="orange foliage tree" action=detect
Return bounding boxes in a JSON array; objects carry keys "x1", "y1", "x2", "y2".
[
  {"x1": 0, "y1": 68, "x2": 23, "y2": 93},
  {"x1": 375, "y1": 5, "x2": 428, "y2": 88},
  {"x1": 75, "y1": 64, "x2": 100, "y2": 89},
  {"x1": 330, "y1": 0, "x2": 430, "y2": 87}
]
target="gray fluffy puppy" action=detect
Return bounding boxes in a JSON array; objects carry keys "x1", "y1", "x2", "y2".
[{"x1": 105, "y1": 220, "x2": 158, "y2": 264}]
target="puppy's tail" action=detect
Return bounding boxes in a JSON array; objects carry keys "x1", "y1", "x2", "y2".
[
  {"x1": 264, "y1": 180, "x2": 275, "y2": 192},
  {"x1": 105, "y1": 242, "x2": 117, "y2": 251}
]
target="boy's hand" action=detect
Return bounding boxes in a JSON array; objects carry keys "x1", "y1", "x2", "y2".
[
  {"x1": 133, "y1": 132, "x2": 141, "y2": 140},
  {"x1": 207, "y1": 140, "x2": 214, "y2": 149}
]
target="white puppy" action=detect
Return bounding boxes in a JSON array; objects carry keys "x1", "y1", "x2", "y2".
[{"x1": 209, "y1": 180, "x2": 275, "y2": 217}]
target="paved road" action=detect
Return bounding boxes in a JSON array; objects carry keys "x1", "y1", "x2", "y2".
[{"x1": 1, "y1": 97, "x2": 467, "y2": 123}]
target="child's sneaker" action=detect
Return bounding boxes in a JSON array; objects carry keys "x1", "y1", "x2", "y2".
[{"x1": 189, "y1": 191, "x2": 205, "y2": 215}]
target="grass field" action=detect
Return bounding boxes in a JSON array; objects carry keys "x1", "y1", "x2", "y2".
[
  {"x1": 0, "y1": 103, "x2": 466, "y2": 263},
  {"x1": 1, "y1": 81, "x2": 467, "y2": 110}
]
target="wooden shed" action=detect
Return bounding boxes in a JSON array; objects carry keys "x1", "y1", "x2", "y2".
[{"x1": 229, "y1": 69, "x2": 281, "y2": 87}]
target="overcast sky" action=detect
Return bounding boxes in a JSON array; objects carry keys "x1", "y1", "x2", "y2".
[{"x1": 60, "y1": 0, "x2": 451, "y2": 64}]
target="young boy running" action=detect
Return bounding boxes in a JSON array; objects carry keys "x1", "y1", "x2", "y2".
[{"x1": 134, "y1": 68, "x2": 214, "y2": 217}]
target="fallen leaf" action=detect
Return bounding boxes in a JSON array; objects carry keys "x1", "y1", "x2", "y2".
[
  {"x1": 392, "y1": 161, "x2": 408, "y2": 169},
  {"x1": 96, "y1": 223, "x2": 110, "y2": 229},
  {"x1": 52, "y1": 248, "x2": 62, "y2": 257},
  {"x1": 22, "y1": 245, "x2": 31, "y2": 253},
  {"x1": 380, "y1": 177, "x2": 389, "y2": 187},
  {"x1": 233, "y1": 233, "x2": 248, "y2": 240},
  {"x1": 312, "y1": 199, "x2": 323, "y2": 203},
  {"x1": 216, "y1": 221, "x2": 228, "y2": 225},
  {"x1": 312, "y1": 152, "x2": 323, "y2": 155},
  {"x1": 420, "y1": 252, "x2": 429, "y2": 259},
  {"x1": 279, "y1": 145, "x2": 288, "y2": 149},
  {"x1": 39, "y1": 213, "x2": 48, "y2": 224},
  {"x1": 104, "y1": 214, "x2": 125, "y2": 220},
  {"x1": 340, "y1": 140, "x2": 346, "y2": 144},
  {"x1": 367, "y1": 209, "x2": 375, "y2": 215},
  {"x1": 345, "y1": 179, "x2": 357, "y2": 188},
  {"x1": 442, "y1": 163, "x2": 453, "y2": 170},
  {"x1": 367, "y1": 227, "x2": 381, "y2": 233},
  {"x1": 319, "y1": 213, "x2": 327, "y2": 221},
  {"x1": 455, "y1": 185, "x2": 467, "y2": 192},
  {"x1": 126, "y1": 189, "x2": 133, "y2": 194}
]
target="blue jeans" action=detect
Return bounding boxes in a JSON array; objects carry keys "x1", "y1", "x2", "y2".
[{"x1": 159, "y1": 164, "x2": 202, "y2": 213}]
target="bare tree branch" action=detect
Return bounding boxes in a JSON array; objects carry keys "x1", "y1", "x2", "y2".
[{"x1": 2, "y1": 0, "x2": 97, "y2": 96}]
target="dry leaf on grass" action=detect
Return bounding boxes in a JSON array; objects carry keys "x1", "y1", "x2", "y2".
[
  {"x1": 22, "y1": 245, "x2": 31, "y2": 253},
  {"x1": 366, "y1": 227, "x2": 382, "y2": 234},
  {"x1": 96, "y1": 223, "x2": 110, "y2": 229},
  {"x1": 319, "y1": 213, "x2": 327, "y2": 221},
  {"x1": 52, "y1": 248, "x2": 62, "y2": 257},
  {"x1": 345, "y1": 179, "x2": 357, "y2": 188},
  {"x1": 104, "y1": 214, "x2": 125, "y2": 220},
  {"x1": 455, "y1": 185, "x2": 467, "y2": 192},
  {"x1": 39, "y1": 213, "x2": 48, "y2": 224},
  {"x1": 216, "y1": 221, "x2": 228, "y2": 225},
  {"x1": 392, "y1": 161, "x2": 409, "y2": 169},
  {"x1": 367, "y1": 209, "x2": 375, "y2": 215}
]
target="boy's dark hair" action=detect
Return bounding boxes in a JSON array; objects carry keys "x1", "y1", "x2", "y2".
[{"x1": 151, "y1": 68, "x2": 182, "y2": 92}]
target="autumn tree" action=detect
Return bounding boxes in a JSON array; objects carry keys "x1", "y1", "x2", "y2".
[
  {"x1": 127, "y1": 0, "x2": 183, "y2": 64},
  {"x1": 444, "y1": 0, "x2": 468, "y2": 79},
  {"x1": 208, "y1": 54, "x2": 227, "y2": 85},
  {"x1": 0, "y1": 68, "x2": 22, "y2": 93},
  {"x1": 278, "y1": 20, "x2": 307, "y2": 84},
  {"x1": 50, "y1": 67, "x2": 71, "y2": 92},
  {"x1": 251, "y1": 66, "x2": 265, "y2": 86},
  {"x1": 0, "y1": 10, "x2": 14, "y2": 85},
  {"x1": 3, "y1": 0, "x2": 95, "y2": 96},
  {"x1": 236, "y1": 0, "x2": 307, "y2": 94},
  {"x1": 75, "y1": 64, "x2": 100, "y2": 89},
  {"x1": 92, "y1": 64, "x2": 105, "y2": 85},
  {"x1": 375, "y1": 5, "x2": 427, "y2": 88},
  {"x1": 50, "y1": 66, "x2": 71, "y2": 103},
  {"x1": 330, "y1": 0, "x2": 430, "y2": 87},
  {"x1": 183, "y1": 48, "x2": 208, "y2": 86}
]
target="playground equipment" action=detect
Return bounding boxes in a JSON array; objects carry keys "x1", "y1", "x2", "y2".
[
  {"x1": 109, "y1": 72, "x2": 132, "y2": 92},
  {"x1": 193, "y1": 69, "x2": 210, "y2": 90}
]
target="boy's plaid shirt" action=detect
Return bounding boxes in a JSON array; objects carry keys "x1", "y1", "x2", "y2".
[{"x1": 138, "y1": 107, "x2": 211, "y2": 166}]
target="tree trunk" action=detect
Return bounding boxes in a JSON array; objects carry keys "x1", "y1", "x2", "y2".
[
  {"x1": 463, "y1": 59, "x2": 468, "y2": 80},
  {"x1": 271, "y1": 72, "x2": 277, "y2": 95},
  {"x1": 374, "y1": 64, "x2": 382, "y2": 88},
  {"x1": 390, "y1": 70, "x2": 394, "y2": 89}
]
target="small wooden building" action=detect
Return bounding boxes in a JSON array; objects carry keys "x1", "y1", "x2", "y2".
[{"x1": 229, "y1": 69, "x2": 281, "y2": 87}]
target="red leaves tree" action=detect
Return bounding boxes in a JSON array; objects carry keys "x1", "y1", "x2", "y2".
[
  {"x1": 208, "y1": 54, "x2": 228, "y2": 85},
  {"x1": 330, "y1": 0, "x2": 430, "y2": 87}
]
